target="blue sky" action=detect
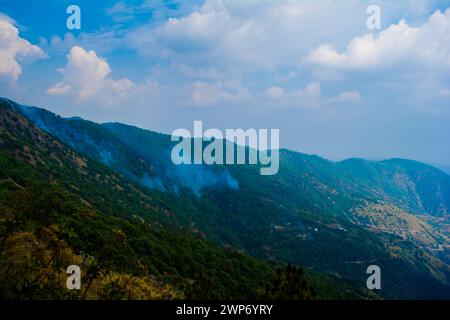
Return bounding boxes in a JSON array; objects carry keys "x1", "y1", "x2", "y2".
[{"x1": 1, "y1": 0, "x2": 450, "y2": 166}]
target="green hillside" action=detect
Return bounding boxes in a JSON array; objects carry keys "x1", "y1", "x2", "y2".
[
  {"x1": 1, "y1": 97, "x2": 449, "y2": 299},
  {"x1": 0, "y1": 97, "x2": 368, "y2": 299}
]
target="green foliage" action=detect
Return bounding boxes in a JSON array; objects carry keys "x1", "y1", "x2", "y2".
[
  {"x1": 265, "y1": 264, "x2": 316, "y2": 300},
  {"x1": 0, "y1": 179, "x2": 276, "y2": 299},
  {"x1": 1, "y1": 97, "x2": 450, "y2": 299}
]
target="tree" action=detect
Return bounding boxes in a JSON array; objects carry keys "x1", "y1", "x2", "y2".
[{"x1": 264, "y1": 264, "x2": 316, "y2": 300}]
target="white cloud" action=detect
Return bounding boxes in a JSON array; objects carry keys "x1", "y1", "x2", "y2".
[
  {"x1": 275, "y1": 71, "x2": 298, "y2": 82},
  {"x1": 126, "y1": 0, "x2": 365, "y2": 70},
  {"x1": 266, "y1": 84, "x2": 361, "y2": 107},
  {"x1": 190, "y1": 80, "x2": 249, "y2": 106},
  {"x1": 106, "y1": 1, "x2": 138, "y2": 22},
  {"x1": 265, "y1": 82, "x2": 321, "y2": 108},
  {"x1": 329, "y1": 90, "x2": 362, "y2": 103},
  {"x1": 267, "y1": 86, "x2": 285, "y2": 99},
  {"x1": 6, "y1": 1, "x2": 446, "y2": 118},
  {"x1": 306, "y1": 8, "x2": 450, "y2": 70},
  {"x1": 0, "y1": 15, "x2": 46, "y2": 81},
  {"x1": 47, "y1": 83, "x2": 71, "y2": 95},
  {"x1": 168, "y1": 63, "x2": 223, "y2": 81},
  {"x1": 48, "y1": 46, "x2": 134, "y2": 105},
  {"x1": 141, "y1": 0, "x2": 444, "y2": 70},
  {"x1": 299, "y1": 82, "x2": 321, "y2": 98}
]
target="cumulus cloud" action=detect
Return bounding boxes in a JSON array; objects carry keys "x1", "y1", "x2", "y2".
[
  {"x1": 266, "y1": 84, "x2": 362, "y2": 107},
  {"x1": 0, "y1": 14, "x2": 46, "y2": 81},
  {"x1": 136, "y1": 0, "x2": 442, "y2": 69},
  {"x1": 48, "y1": 46, "x2": 134, "y2": 105},
  {"x1": 35, "y1": 1, "x2": 450, "y2": 113},
  {"x1": 190, "y1": 80, "x2": 249, "y2": 106},
  {"x1": 306, "y1": 8, "x2": 450, "y2": 70},
  {"x1": 329, "y1": 90, "x2": 362, "y2": 103},
  {"x1": 126, "y1": 0, "x2": 365, "y2": 69},
  {"x1": 266, "y1": 82, "x2": 321, "y2": 108},
  {"x1": 269, "y1": 82, "x2": 320, "y2": 99}
]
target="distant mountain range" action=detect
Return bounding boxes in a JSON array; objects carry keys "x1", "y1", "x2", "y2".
[{"x1": 1, "y1": 96, "x2": 449, "y2": 299}]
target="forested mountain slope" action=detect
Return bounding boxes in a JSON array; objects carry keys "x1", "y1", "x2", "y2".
[{"x1": 1, "y1": 97, "x2": 449, "y2": 299}]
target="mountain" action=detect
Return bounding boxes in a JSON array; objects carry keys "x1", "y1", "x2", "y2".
[
  {"x1": 0, "y1": 97, "x2": 368, "y2": 300},
  {"x1": 0, "y1": 97, "x2": 285, "y2": 299},
  {"x1": 13, "y1": 101, "x2": 450, "y2": 217},
  {"x1": 1, "y1": 97, "x2": 450, "y2": 299}
]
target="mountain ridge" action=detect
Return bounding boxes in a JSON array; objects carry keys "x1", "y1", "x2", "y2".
[
  {"x1": 1, "y1": 96, "x2": 450, "y2": 299},
  {"x1": 4, "y1": 96, "x2": 449, "y2": 178}
]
